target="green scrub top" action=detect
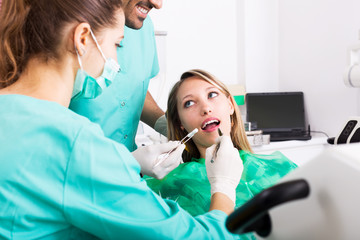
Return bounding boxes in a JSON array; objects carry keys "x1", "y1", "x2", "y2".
[
  {"x1": 0, "y1": 95, "x2": 241, "y2": 239},
  {"x1": 69, "y1": 17, "x2": 159, "y2": 152}
]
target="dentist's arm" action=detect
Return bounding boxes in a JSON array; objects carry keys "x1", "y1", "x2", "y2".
[
  {"x1": 209, "y1": 193, "x2": 236, "y2": 215},
  {"x1": 141, "y1": 91, "x2": 167, "y2": 136},
  {"x1": 206, "y1": 136, "x2": 244, "y2": 215}
]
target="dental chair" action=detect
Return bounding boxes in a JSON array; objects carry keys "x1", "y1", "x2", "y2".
[{"x1": 226, "y1": 143, "x2": 360, "y2": 240}]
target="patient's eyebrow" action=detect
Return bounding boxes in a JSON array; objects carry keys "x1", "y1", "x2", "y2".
[
  {"x1": 181, "y1": 86, "x2": 219, "y2": 101},
  {"x1": 206, "y1": 86, "x2": 218, "y2": 91},
  {"x1": 181, "y1": 94, "x2": 194, "y2": 101}
]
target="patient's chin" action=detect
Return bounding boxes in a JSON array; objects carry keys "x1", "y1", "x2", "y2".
[{"x1": 204, "y1": 140, "x2": 217, "y2": 148}]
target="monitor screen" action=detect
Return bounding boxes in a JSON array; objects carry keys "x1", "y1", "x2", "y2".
[{"x1": 246, "y1": 92, "x2": 306, "y2": 132}]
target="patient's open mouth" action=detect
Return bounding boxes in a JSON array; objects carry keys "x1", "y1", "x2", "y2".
[{"x1": 201, "y1": 119, "x2": 220, "y2": 131}]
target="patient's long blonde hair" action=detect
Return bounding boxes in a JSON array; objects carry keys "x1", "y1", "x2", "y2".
[{"x1": 167, "y1": 69, "x2": 253, "y2": 162}]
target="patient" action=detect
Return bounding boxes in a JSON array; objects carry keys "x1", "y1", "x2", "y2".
[{"x1": 145, "y1": 69, "x2": 297, "y2": 217}]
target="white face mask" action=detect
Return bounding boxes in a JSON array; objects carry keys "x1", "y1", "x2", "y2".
[{"x1": 71, "y1": 29, "x2": 120, "y2": 100}]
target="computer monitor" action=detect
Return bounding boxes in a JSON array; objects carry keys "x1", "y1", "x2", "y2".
[{"x1": 246, "y1": 92, "x2": 311, "y2": 141}]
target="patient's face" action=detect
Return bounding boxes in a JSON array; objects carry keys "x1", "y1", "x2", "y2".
[{"x1": 176, "y1": 77, "x2": 234, "y2": 156}]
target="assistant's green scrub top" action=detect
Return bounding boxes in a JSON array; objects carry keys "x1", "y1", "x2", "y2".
[
  {"x1": 0, "y1": 95, "x2": 240, "y2": 239},
  {"x1": 69, "y1": 17, "x2": 159, "y2": 152}
]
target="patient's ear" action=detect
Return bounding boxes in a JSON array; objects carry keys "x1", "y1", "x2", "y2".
[{"x1": 228, "y1": 97, "x2": 235, "y2": 115}]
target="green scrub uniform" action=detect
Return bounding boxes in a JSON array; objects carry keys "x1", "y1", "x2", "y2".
[
  {"x1": 69, "y1": 17, "x2": 159, "y2": 152},
  {"x1": 146, "y1": 150, "x2": 298, "y2": 217},
  {"x1": 0, "y1": 95, "x2": 239, "y2": 239}
]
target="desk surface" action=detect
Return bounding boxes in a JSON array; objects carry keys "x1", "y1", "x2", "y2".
[
  {"x1": 252, "y1": 136, "x2": 328, "y2": 152},
  {"x1": 252, "y1": 136, "x2": 329, "y2": 166}
]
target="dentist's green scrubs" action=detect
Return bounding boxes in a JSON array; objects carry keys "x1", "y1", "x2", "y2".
[
  {"x1": 0, "y1": 95, "x2": 239, "y2": 239},
  {"x1": 69, "y1": 17, "x2": 159, "y2": 152}
]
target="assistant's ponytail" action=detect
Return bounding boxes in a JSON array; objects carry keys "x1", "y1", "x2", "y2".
[
  {"x1": 0, "y1": 0, "x2": 123, "y2": 89},
  {"x1": 0, "y1": 0, "x2": 30, "y2": 88}
]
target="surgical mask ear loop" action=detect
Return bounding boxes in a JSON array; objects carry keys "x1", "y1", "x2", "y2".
[
  {"x1": 89, "y1": 28, "x2": 121, "y2": 75},
  {"x1": 74, "y1": 44, "x2": 84, "y2": 70},
  {"x1": 89, "y1": 29, "x2": 107, "y2": 62}
]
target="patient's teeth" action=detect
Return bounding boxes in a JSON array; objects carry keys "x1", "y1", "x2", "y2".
[{"x1": 202, "y1": 119, "x2": 219, "y2": 129}]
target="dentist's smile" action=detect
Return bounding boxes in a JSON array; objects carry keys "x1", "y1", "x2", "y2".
[{"x1": 136, "y1": 4, "x2": 150, "y2": 18}]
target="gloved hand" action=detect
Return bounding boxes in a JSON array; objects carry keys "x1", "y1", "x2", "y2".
[
  {"x1": 132, "y1": 141, "x2": 185, "y2": 179},
  {"x1": 154, "y1": 114, "x2": 168, "y2": 137},
  {"x1": 205, "y1": 135, "x2": 243, "y2": 204}
]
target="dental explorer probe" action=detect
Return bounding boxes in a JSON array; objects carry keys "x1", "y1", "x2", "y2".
[
  {"x1": 153, "y1": 128, "x2": 199, "y2": 168},
  {"x1": 211, "y1": 128, "x2": 223, "y2": 163}
]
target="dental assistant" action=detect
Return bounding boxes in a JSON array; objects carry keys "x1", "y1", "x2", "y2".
[
  {"x1": 0, "y1": 0, "x2": 244, "y2": 239},
  {"x1": 69, "y1": 0, "x2": 166, "y2": 151}
]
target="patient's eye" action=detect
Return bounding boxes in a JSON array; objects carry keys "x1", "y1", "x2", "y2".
[
  {"x1": 184, "y1": 100, "x2": 194, "y2": 108},
  {"x1": 208, "y1": 91, "x2": 218, "y2": 99}
]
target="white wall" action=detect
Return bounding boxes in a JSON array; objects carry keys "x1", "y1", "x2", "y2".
[
  {"x1": 149, "y1": 0, "x2": 241, "y2": 110},
  {"x1": 244, "y1": 0, "x2": 279, "y2": 92},
  {"x1": 148, "y1": 0, "x2": 360, "y2": 138},
  {"x1": 278, "y1": 0, "x2": 360, "y2": 136}
]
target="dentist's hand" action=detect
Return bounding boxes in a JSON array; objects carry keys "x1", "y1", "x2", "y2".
[
  {"x1": 132, "y1": 141, "x2": 185, "y2": 179},
  {"x1": 205, "y1": 135, "x2": 243, "y2": 204}
]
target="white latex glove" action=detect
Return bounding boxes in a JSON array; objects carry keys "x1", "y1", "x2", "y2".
[
  {"x1": 132, "y1": 141, "x2": 185, "y2": 179},
  {"x1": 154, "y1": 114, "x2": 168, "y2": 137},
  {"x1": 205, "y1": 135, "x2": 243, "y2": 203}
]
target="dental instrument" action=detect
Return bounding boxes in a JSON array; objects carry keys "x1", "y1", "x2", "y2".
[
  {"x1": 153, "y1": 128, "x2": 199, "y2": 168},
  {"x1": 211, "y1": 128, "x2": 223, "y2": 163}
]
